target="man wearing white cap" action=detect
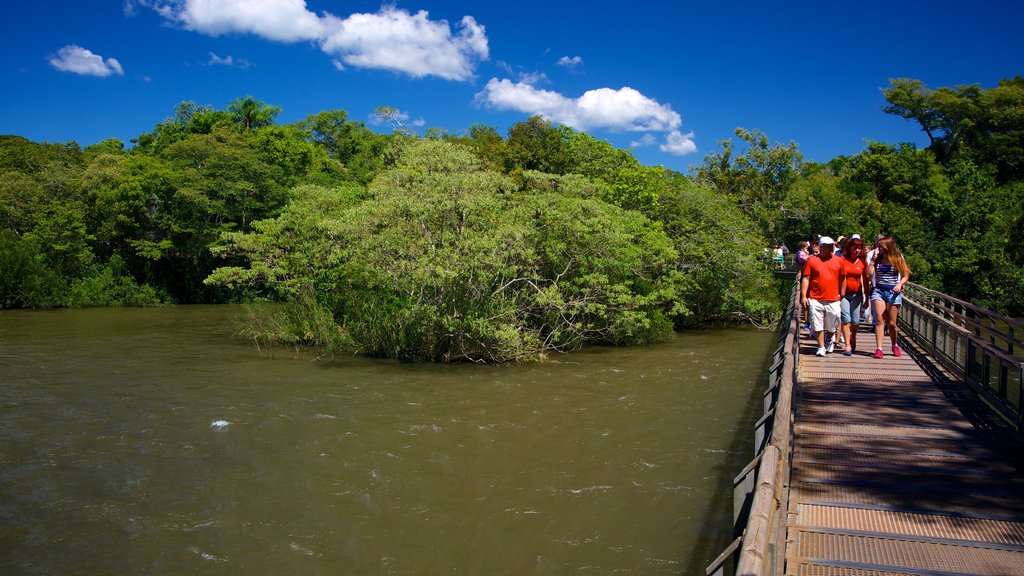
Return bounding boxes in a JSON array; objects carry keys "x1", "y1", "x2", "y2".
[{"x1": 801, "y1": 236, "x2": 844, "y2": 356}]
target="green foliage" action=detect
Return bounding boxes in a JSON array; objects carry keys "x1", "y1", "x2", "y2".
[
  {"x1": 693, "y1": 128, "x2": 803, "y2": 239},
  {"x1": 298, "y1": 110, "x2": 389, "y2": 184},
  {"x1": 504, "y1": 115, "x2": 571, "y2": 175},
  {"x1": 883, "y1": 76, "x2": 1024, "y2": 182},
  {"x1": 0, "y1": 135, "x2": 83, "y2": 174},
  {"x1": 209, "y1": 140, "x2": 683, "y2": 362},
  {"x1": 559, "y1": 127, "x2": 669, "y2": 213},
  {"x1": 228, "y1": 96, "x2": 281, "y2": 131},
  {"x1": 846, "y1": 142, "x2": 953, "y2": 224},
  {"x1": 652, "y1": 178, "x2": 780, "y2": 327},
  {"x1": 0, "y1": 230, "x2": 60, "y2": 308},
  {"x1": 781, "y1": 171, "x2": 860, "y2": 243}
]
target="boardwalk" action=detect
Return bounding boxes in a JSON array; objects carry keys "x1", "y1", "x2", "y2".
[{"x1": 785, "y1": 326, "x2": 1024, "y2": 575}]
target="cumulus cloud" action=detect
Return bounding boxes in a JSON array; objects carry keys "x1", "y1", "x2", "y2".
[
  {"x1": 320, "y1": 9, "x2": 487, "y2": 80},
  {"x1": 660, "y1": 130, "x2": 697, "y2": 156},
  {"x1": 142, "y1": 1, "x2": 488, "y2": 80},
  {"x1": 630, "y1": 134, "x2": 657, "y2": 148},
  {"x1": 49, "y1": 45, "x2": 124, "y2": 77},
  {"x1": 146, "y1": 0, "x2": 325, "y2": 41},
  {"x1": 557, "y1": 55, "x2": 583, "y2": 69},
  {"x1": 479, "y1": 78, "x2": 697, "y2": 156},
  {"x1": 207, "y1": 52, "x2": 252, "y2": 69},
  {"x1": 478, "y1": 78, "x2": 682, "y2": 132},
  {"x1": 517, "y1": 71, "x2": 548, "y2": 86}
]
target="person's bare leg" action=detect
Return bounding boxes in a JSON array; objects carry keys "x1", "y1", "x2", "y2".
[
  {"x1": 873, "y1": 299, "x2": 886, "y2": 350},
  {"x1": 889, "y1": 304, "x2": 901, "y2": 348}
]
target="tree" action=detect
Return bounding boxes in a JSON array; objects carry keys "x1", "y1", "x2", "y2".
[
  {"x1": 504, "y1": 115, "x2": 570, "y2": 175},
  {"x1": 559, "y1": 127, "x2": 668, "y2": 213},
  {"x1": 845, "y1": 142, "x2": 953, "y2": 225},
  {"x1": 451, "y1": 124, "x2": 506, "y2": 172},
  {"x1": 208, "y1": 139, "x2": 683, "y2": 362},
  {"x1": 372, "y1": 105, "x2": 413, "y2": 135},
  {"x1": 298, "y1": 110, "x2": 388, "y2": 184},
  {"x1": 228, "y1": 96, "x2": 281, "y2": 132},
  {"x1": 693, "y1": 128, "x2": 803, "y2": 240},
  {"x1": 883, "y1": 76, "x2": 1024, "y2": 181},
  {"x1": 882, "y1": 78, "x2": 945, "y2": 149},
  {"x1": 652, "y1": 176, "x2": 780, "y2": 327}
]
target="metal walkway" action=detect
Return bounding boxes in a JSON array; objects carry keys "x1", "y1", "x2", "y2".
[{"x1": 785, "y1": 326, "x2": 1024, "y2": 575}]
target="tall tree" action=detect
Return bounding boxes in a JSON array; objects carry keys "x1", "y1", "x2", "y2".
[
  {"x1": 693, "y1": 128, "x2": 803, "y2": 240},
  {"x1": 883, "y1": 76, "x2": 1024, "y2": 181},
  {"x1": 228, "y1": 96, "x2": 281, "y2": 132}
]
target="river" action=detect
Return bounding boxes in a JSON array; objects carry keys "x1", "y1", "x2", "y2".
[{"x1": 0, "y1": 305, "x2": 774, "y2": 575}]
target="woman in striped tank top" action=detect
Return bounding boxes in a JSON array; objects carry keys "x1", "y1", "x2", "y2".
[{"x1": 867, "y1": 236, "x2": 911, "y2": 359}]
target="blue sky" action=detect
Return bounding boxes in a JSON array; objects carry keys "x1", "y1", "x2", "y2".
[{"x1": 2, "y1": 1, "x2": 1022, "y2": 171}]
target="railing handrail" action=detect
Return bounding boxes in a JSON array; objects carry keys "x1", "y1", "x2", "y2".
[
  {"x1": 901, "y1": 284, "x2": 1024, "y2": 430},
  {"x1": 707, "y1": 278, "x2": 799, "y2": 576},
  {"x1": 905, "y1": 281, "x2": 1024, "y2": 330},
  {"x1": 904, "y1": 282, "x2": 1024, "y2": 357}
]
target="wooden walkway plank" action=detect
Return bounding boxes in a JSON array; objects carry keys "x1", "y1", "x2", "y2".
[{"x1": 785, "y1": 325, "x2": 1024, "y2": 576}]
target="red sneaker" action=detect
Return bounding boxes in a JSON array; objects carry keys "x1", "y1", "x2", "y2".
[
  {"x1": 874, "y1": 348, "x2": 884, "y2": 359},
  {"x1": 892, "y1": 345, "x2": 902, "y2": 357}
]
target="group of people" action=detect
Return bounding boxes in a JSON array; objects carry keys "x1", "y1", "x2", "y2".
[{"x1": 798, "y1": 234, "x2": 912, "y2": 358}]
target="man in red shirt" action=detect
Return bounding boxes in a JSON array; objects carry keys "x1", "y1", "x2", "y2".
[{"x1": 801, "y1": 236, "x2": 844, "y2": 356}]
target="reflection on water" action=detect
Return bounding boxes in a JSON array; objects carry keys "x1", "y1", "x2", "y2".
[{"x1": 0, "y1": 306, "x2": 772, "y2": 575}]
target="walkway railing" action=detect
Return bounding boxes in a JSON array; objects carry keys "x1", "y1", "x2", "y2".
[
  {"x1": 706, "y1": 279, "x2": 799, "y2": 576},
  {"x1": 901, "y1": 282, "x2": 1024, "y2": 430}
]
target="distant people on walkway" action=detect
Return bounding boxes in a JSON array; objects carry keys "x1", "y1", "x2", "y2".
[
  {"x1": 839, "y1": 238, "x2": 867, "y2": 356},
  {"x1": 796, "y1": 241, "x2": 809, "y2": 266},
  {"x1": 868, "y1": 236, "x2": 911, "y2": 359},
  {"x1": 801, "y1": 236, "x2": 844, "y2": 357},
  {"x1": 773, "y1": 244, "x2": 785, "y2": 269}
]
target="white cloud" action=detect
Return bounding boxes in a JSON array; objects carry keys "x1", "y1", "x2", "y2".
[
  {"x1": 478, "y1": 78, "x2": 682, "y2": 132},
  {"x1": 630, "y1": 134, "x2": 657, "y2": 148},
  {"x1": 148, "y1": 0, "x2": 325, "y2": 41},
  {"x1": 320, "y1": 9, "x2": 487, "y2": 81},
  {"x1": 49, "y1": 45, "x2": 124, "y2": 77},
  {"x1": 517, "y1": 71, "x2": 548, "y2": 86},
  {"x1": 557, "y1": 55, "x2": 583, "y2": 69},
  {"x1": 660, "y1": 130, "x2": 697, "y2": 156},
  {"x1": 144, "y1": 1, "x2": 488, "y2": 81},
  {"x1": 207, "y1": 52, "x2": 253, "y2": 69}
]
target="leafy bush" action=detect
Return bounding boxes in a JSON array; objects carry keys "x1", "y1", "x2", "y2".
[{"x1": 209, "y1": 140, "x2": 684, "y2": 362}]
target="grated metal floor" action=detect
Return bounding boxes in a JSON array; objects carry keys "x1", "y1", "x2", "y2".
[{"x1": 785, "y1": 326, "x2": 1024, "y2": 575}]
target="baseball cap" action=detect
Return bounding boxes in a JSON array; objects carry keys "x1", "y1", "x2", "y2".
[
  {"x1": 819, "y1": 236, "x2": 835, "y2": 245},
  {"x1": 851, "y1": 234, "x2": 861, "y2": 240}
]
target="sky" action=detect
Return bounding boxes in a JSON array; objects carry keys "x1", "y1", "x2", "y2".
[{"x1": 2, "y1": 0, "x2": 1022, "y2": 171}]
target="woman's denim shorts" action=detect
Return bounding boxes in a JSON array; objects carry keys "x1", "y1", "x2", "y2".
[
  {"x1": 870, "y1": 286, "x2": 903, "y2": 306},
  {"x1": 841, "y1": 293, "x2": 863, "y2": 324}
]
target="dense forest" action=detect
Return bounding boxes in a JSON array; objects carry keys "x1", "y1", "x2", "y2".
[{"x1": 1, "y1": 76, "x2": 1022, "y2": 361}]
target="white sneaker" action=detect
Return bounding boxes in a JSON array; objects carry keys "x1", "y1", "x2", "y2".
[
  {"x1": 816, "y1": 346, "x2": 826, "y2": 357},
  {"x1": 826, "y1": 339, "x2": 835, "y2": 353}
]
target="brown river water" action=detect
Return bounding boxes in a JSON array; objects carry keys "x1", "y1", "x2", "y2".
[{"x1": 0, "y1": 305, "x2": 774, "y2": 575}]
